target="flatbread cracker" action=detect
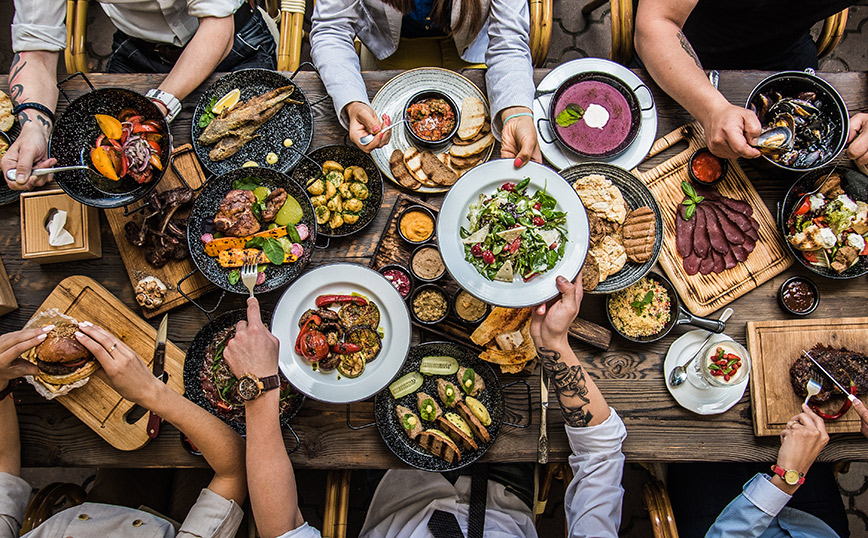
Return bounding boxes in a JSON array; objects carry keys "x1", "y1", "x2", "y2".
[
  {"x1": 0, "y1": 91, "x2": 12, "y2": 132},
  {"x1": 471, "y1": 307, "x2": 532, "y2": 346}
]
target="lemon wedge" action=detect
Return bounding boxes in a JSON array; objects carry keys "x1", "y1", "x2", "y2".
[{"x1": 212, "y1": 88, "x2": 240, "y2": 114}]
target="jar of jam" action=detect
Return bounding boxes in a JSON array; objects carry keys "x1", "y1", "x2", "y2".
[{"x1": 778, "y1": 276, "x2": 819, "y2": 315}]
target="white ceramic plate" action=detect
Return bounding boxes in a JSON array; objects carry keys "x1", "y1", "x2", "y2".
[
  {"x1": 272, "y1": 264, "x2": 412, "y2": 403},
  {"x1": 370, "y1": 67, "x2": 494, "y2": 193},
  {"x1": 534, "y1": 58, "x2": 658, "y2": 171},
  {"x1": 436, "y1": 159, "x2": 589, "y2": 307},
  {"x1": 664, "y1": 331, "x2": 748, "y2": 415}
]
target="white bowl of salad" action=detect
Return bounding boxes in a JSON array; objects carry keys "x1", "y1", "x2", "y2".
[{"x1": 437, "y1": 159, "x2": 589, "y2": 307}]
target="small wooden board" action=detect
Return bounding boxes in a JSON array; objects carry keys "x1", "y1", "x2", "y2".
[
  {"x1": 632, "y1": 122, "x2": 793, "y2": 316},
  {"x1": 104, "y1": 144, "x2": 214, "y2": 318},
  {"x1": 747, "y1": 316, "x2": 868, "y2": 436},
  {"x1": 370, "y1": 194, "x2": 611, "y2": 351},
  {"x1": 28, "y1": 275, "x2": 186, "y2": 450}
]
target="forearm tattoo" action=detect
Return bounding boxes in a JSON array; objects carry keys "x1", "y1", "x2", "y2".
[
  {"x1": 538, "y1": 347, "x2": 593, "y2": 427},
  {"x1": 676, "y1": 30, "x2": 702, "y2": 70},
  {"x1": 9, "y1": 54, "x2": 26, "y2": 107}
]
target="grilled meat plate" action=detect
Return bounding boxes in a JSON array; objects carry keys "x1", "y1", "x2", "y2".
[
  {"x1": 214, "y1": 189, "x2": 259, "y2": 237},
  {"x1": 262, "y1": 188, "x2": 288, "y2": 221},
  {"x1": 338, "y1": 301, "x2": 380, "y2": 329},
  {"x1": 790, "y1": 344, "x2": 868, "y2": 402}
]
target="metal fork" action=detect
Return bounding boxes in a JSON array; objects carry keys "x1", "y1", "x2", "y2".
[
  {"x1": 804, "y1": 376, "x2": 822, "y2": 406},
  {"x1": 240, "y1": 258, "x2": 258, "y2": 298}
]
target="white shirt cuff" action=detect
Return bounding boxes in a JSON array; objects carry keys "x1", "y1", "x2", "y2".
[
  {"x1": 742, "y1": 474, "x2": 793, "y2": 517},
  {"x1": 275, "y1": 522, "x2": 322, "y2": 538},
  {"x1": 565, "y1": 408, "x2": 627, "y2": 454}
]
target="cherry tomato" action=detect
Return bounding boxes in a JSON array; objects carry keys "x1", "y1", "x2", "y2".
[
  {"x1": 482, "y1": 250, "x2": 495, "y2": 264},
  {"x1": 794, "y1": 199, "x2": 811, "y2": 216},
  {"x1": 501, "y1": 182, "x2": 516, "y2": 192},
  {"x1": 533, "y1": 202, "x2": 541, "y2": 210},
  {"x1": 300, "y1": 330, "x2": 329, "y2": 361},
  {"x1": 470, "y1": 244, "x2": 483, "y2": 257},
  {"x1": 532, "y1": 216, "x2": 545, "y2": 227}
]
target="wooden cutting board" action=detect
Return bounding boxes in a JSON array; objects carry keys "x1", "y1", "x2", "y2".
[
  {"x1": 747, "y1": 316, "x2": 868, "y2": 436},
  {"x1": 632, "y1": 122, "x2": 793, "y2": 316},
  {"x1": 104, "y1": 144, "x2": 214, "y2": 318},
  {"x1": 28, "y1": 275, "x2": 186, "y2": 450}
]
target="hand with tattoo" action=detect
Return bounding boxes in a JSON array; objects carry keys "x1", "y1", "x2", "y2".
[
  {"x1": 530, "y1": 274, "x2": 583, "y2": 351},
  {"x1": 2, "y1": 123, "x2": 55, "y2": 191}
]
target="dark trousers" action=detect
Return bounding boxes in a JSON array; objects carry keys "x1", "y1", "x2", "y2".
[
  {"x1": 668, "y1": 462, "x2": 849, "y2": 538},
  {"x1": 106, "y1": 7, "x2": 276, "y2": 74}
]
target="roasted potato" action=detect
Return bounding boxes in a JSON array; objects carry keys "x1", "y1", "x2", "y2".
[
  {"x1": 338, "y1": 182, "x2": 353, "y2": 199},
  {"x1": 342, "y1": 212, "x2": 360, "y2": 225},
  {"x1": 352, "y1": 167, "x2": 368, "y2": 183},
  {"x1": 325, "y1": 170, "x2": 344, "y2": 186},
  {"x1": 326, "y1": 194, "x2": 343, "y2": 213},
  {"x1": 350, "y1": 182, "x2": 369, "y2": 200},
  {"x1": 322, "y1": 161, "x2": 344, "y2": 174},
  {"x1": 328, "y1": 213, "x2": 344, "y2": 229},
  {"x1": 307, "y1": 178, "x2": 325, "y2": 196},
  {"x1": 315, "y1": 206, "x2": 330, "y2": 225},
  {"x1": 325, "y1": 181, "x2": 337, "y2": 199},
  {"x1": 310, "y1": 194, "x2": 327, "y2": 207},
  {"x1": 343, "y1": 166, "x2": 358, "y2": 182},
  {"x1": 344, "y1": 198, "x2": 364, "y2": 213}
]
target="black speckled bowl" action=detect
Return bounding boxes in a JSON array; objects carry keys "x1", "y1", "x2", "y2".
[
  {"x1": 49, "y1": 88, "x2": 170, "y2": 208},
  {"x1": 192, "y1": 69, "x2": 313, "y2": 177},
  {"x1": 0, "y1": 130, "x2": 19, "y2": 206},
  {"x1": 374, "y1": 341, "x2": 503, "y2": 472},
  {"x1": 290, "y1": 145, "x2": 383, "y2": 238},
  {"x1": 184, "y1": 309, "x2": 305, "y2": 436},
  {"x1": 187, "y1": 167, "x2": 317, "y2": 294}
]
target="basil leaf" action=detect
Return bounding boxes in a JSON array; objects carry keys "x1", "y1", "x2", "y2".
[
  {"x1": 685, "y1": 203, "x2": 697, "y2": 220},
  {"x1": 287, "y1": 224, "x2": 301, "y2": 243},
  {"x1": 198, "y1": 112, "x2": 214, "y2": 129},
  {"x1": 555, "y1": 104, "x2": 584, "y2": 128},
  {"x1": 232, "y1": 176, "x2": 260, "y2": 191},
  {"x1": 461, "y1": 368, "x2": 476, "y2": 394},
  {"x1": 227, "y1": 269, "x2": 241, "y2": 285},
  {"x1": 515, "y1": 177, "x2": 531, "y2": 192},
  {"x1": 246, "y1": 237, "x2": 284, "y2": 265},
  {"x1": 630, "y1": 290, "x2": 655, "y2": 314},
  {"x1": 681, "y1": 181, "x2": 697, "y2": 199}
]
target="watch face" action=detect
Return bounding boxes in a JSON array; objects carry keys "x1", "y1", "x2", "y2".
[
  {"x1": 784, "y1": 470, "x2": 801, "y2": 485},
  {"x1": 237, "y1": 376, "x2": 260, "y2": 401}
]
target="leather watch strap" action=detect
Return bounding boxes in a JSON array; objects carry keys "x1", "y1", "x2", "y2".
[
  {"x1": 260, "y1": 375, "x2": 281, "y2": 391},
  {"x1": 0, "y1": 378, "x2": 18, "y2": 401}
]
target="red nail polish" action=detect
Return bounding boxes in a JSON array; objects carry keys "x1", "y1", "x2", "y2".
[{"x1": 514, "y1": 157, "x2": 523, "y2": 167}]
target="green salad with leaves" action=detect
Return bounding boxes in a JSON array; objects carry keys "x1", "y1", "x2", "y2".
[{"x1": 460, "y1": 178, "x2": 567, "y2": 282}]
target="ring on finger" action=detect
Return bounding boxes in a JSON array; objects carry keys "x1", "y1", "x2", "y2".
[{"x1": 109, "y1": 343, "x2": 118, "y2": 352}]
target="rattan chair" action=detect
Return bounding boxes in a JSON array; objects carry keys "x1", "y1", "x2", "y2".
[
  {"x1": 584, "y1": 0, "x2": 849, "y2": 66},
  {"x1": 20, "y1": 482, "x2": 88, "y2": 535}
]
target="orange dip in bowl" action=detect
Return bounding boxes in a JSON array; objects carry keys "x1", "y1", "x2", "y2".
[{"x1": 400, "y1": 210, "x2": 434, "y2": 243}]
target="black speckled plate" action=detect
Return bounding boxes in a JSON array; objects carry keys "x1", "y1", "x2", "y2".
[
  {"x1": 290, "y1": 145, "x2": 384, "y2": 238},
  {"x1": 187, "y1": 167, "x2": 317, "y2": 294},
  {"x1": 560, "y1": 162, "x2": 664, "y2": 294},
  {"x1": 49, "y1": 88, "x2": 170, "y2": 208},
  {"x1": 0, "y1": 129, "x2": 19, "y2": 206},
  {"x1": 781, "y1": 167, "x2": 868, "y2": 279},
  {"x1": 192, "y1": 69, "x2": 313, "y2": 177},
  {"x1": 374, "y1": 341, "x2": 503, "y2": 472},
  {"x1": 184, "y1": 309, "x2": 305, "y2": 436}
]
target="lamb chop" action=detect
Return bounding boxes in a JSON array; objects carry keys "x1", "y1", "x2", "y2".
[
  {"x1": 124, "y1": 187, "x2": 195, "y2": 267},
  {"x1": 262, "y1": 188, "x2": 287, "y2": 222},
  {"x1": 214, "y1": 189, "x2": 260, "y2": 237}
]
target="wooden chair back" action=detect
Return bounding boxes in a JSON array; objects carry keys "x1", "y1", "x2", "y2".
[
  {"x1": 642, "y1": 479, "x2": 679, "y2": 538},
  {"x1": 20, "y1": 482, "x2": 87, "y2": 535}
]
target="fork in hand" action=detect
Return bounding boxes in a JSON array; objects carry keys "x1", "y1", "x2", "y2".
[
  {"x1": 241, "y1": 258, "x2": 258, "y2": 298},
  {"x1": 804, "y1": 376, "x2": 822, "y2": 406}
]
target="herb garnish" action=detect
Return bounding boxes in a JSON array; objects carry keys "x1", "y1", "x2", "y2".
[
  {"x1": 556, "y1": 104, "x2": 585, "y2": 128},
  {"x1": 630, "y1": 290, "x2": 655, "y2": 315},
  {"x1": 681, "y1": 181, "x2": 705, "y2": 220},
  {"x1": 246, "y1": 236, "x2": 284, "y2": 265},
  {"x1": 198, "y1": 96, "x2": 219, "y2": 128}
]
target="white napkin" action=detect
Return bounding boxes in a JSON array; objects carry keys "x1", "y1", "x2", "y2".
[{"x1": 47, "y1": 209, "x2": 75, "y2": 247}]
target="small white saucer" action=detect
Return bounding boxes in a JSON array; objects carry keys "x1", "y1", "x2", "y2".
[{"x1": 664, "y1": 331, "x2": 748, "y2": 415}]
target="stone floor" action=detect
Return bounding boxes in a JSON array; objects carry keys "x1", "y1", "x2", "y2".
[{"x1": 5, "y1": 1, "x2": 868, "y2": 536}]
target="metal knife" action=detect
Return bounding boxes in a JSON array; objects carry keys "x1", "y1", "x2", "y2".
[
  {"x1": 147, "y1": 314, "x2": 169, "y2": 438},
  {"x1": 803, "y1": 350, "x2": 858, "y2": 403},
  {"x1": 538, "y1": 370, "x2": 549, "y2": 464}
]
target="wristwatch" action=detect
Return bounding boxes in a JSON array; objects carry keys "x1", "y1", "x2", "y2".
[
  {"x1": 236, "y1": 374, "x2": 281, "y2": 401},
  {"x1": 770, "y1": 464, "x2": 805, "y2": 486},
  {"x1": 145, "y1": 89, "x2": 182, "y2": 123}
]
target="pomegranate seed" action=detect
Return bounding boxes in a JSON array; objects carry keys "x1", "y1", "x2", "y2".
[{"x1": 482, "y1": 250, "x2": 495, "y2": 264}]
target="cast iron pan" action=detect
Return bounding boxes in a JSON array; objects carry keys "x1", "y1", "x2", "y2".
[
  {"x1": 50, "y1": 88, "x2": 170, "y2": 208},
  {"x1": 184, "y1": 309, "x2": 305, "y2": 436},
  {"x1": 560, "y1": 162, "x2": 663, "y2": 294},
  {"x1": 374, "y1": 341, "x2": 503, "y2": 472},
  {"x1": 780, "y1": 166, "x2": 868, "y2": 279},
  {"x1": 606, "y1": 271, "x2": 725, "y2": 343},
  {"x1": 191, "y1": 69, "x2": 313, "y2": 177},
  {"x1": 187, "y1": 166, "x2": 317, "y2": 294},
  {"x1": 546, "y1": 71, "x2": 643, "y2": 158},
  {"x1": 290, "y1": 145, "x2": 384, "y2": 238}
]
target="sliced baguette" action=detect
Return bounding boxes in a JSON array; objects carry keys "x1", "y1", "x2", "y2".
[
  {"x1": 390, "y1": 149, "x2": 421, "y2": 190},
  {"x1": 403, "y1": 147, "x2": 429, "y2": 184},
  {"x1": 458, "y1": 97, "x2": 486, "y2": 140},
  {"x1": 420, "y1": 150, "x2": 458, "y2": 186},
  {"x1": 450, "y1": 132, "x2": 494, "y2": 158}
]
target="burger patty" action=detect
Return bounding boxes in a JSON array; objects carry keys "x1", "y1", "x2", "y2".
[{"x1": 37, "y1": 357, "x2": 93, "y2": 376}]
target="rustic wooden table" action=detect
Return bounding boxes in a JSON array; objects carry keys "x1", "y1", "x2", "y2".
[{"x1": 2, "y1": 69, "x2": 867, "y2": 468}]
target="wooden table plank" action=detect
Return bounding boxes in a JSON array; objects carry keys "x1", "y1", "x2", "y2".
[{"x1": 3, "y1": 69, "x2": 868, "y2": 467}]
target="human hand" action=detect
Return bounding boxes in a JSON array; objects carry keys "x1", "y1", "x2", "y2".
[
  {"x1": 74, "y1": 322, "x2": 163, "y2": 406},
  {"x1": 846, "y1": 112, "x2": 868, "y2": 167},
  {"x1": 700, "y1": 102, "x2": 763, "y2": 160},
  {"x1": 777, "y1": 404, "x2": 829, "y2": 478},
  {"x1": 223, "y1": 297, "x2": 279, "y2": 379},
  {"x1": 500, "y1": 108, "x2": 541, "y2": 167},
  {"x1": 530, "y1": 274, "x2": 583, "y2": 350},
  {"x1": 0, "y1": 327, "x2": 50, "y2": 387},
  {"x1": 346, "y1": 101, "x2": 390, "y2": 152},
  {"x1": 1, "y1": 124, "x2": 56, "y2": 191}
]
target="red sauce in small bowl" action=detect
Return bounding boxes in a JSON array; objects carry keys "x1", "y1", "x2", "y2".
[{"x1": 690, "y1": 149, "x2": 725, "y2": 184}]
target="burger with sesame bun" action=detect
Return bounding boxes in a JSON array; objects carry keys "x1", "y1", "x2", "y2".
[{"x1": 27, "y1": 321, "x2": 100, "y2": 385}]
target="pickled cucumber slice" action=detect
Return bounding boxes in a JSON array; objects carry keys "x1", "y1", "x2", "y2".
[
  {"x1": 389, "y1": 372, "x2": 423, "y2": 399},
  {"x1": 420, "y1": 356, "x2": 459, "y2": 376},
  {"x1": 465, "y1": 397, "x2": 491, "y2": 426}
]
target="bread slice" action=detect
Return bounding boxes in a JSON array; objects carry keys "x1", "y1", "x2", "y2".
[
  {"x1": 457, "y1": 401, "x2": 490, "y2": 443},
  {"x1": 403, "y1": 147, "x2": 428, "y2": 183},
  {"x1": 450, "y1": 132, "x2": 494, "y2": 158},
  {"x1": 390, "y1": 149, "x2": 421, "y2": 190},
  {"x1": 417, "y1": 430, "x2": 461, "y2": 463},
  {"x1": 436, "y1": 415, "x2": 478, "y2": 451},
  {"x1": 458, "y1": 97, "x2": 486, "y2": 140},
  {"x1": 450, "y1": 153, "x2": 484, "y2": 169},
  {"x1": 453, "y1": 121, "x2": 491, "y2": 146},
  {"x1": 0, "y1": 91, "x2": 12, "y2": 132},
  {"x1": 420, "y1": 150, "x2": 458, "y2": 186}
]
